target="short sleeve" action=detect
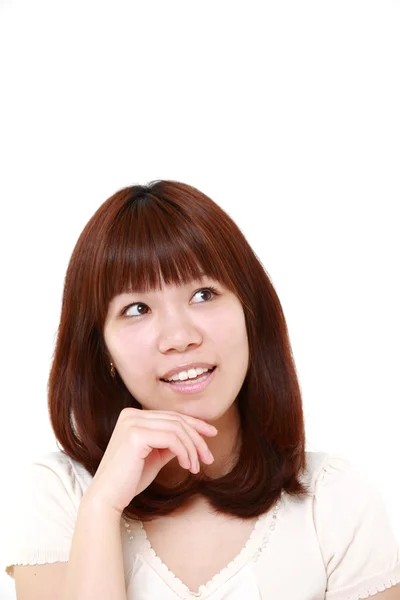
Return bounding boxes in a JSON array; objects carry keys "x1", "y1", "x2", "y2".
[
  {"x1": 313, "y1": 454, "x2": 400, "y2": 600},
  {"x1": 0, "y1": 452, "x2": 81, "y2": 579}
]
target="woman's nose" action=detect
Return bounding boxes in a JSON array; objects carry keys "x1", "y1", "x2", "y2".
[{"x1": 157, "y1": 312, "x2": 202, "y2": 353}]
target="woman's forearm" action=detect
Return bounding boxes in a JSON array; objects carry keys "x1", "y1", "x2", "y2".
[{"x1": 62, "y1": 491, "x2": 127, "y2": 600}]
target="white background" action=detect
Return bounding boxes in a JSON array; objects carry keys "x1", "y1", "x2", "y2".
[{"x1": 0, "y1": 1, "x2": 399, "y2": 597}]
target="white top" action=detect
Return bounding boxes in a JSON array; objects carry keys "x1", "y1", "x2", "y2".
[{"x1": 1, "y1": 450, "x2": 400, "y2": 600}]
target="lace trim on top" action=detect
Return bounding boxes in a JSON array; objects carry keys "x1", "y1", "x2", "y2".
[
  {"x1": 122, "y1": 492, "x2": 284, "y2": 599},
  {"x1": 325, "y1": 561, "x2": 400, "y2": 600}
]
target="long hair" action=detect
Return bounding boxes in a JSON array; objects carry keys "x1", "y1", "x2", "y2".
[{"x1": 48, "y1": 180, "x2": 311, "y2": 523}]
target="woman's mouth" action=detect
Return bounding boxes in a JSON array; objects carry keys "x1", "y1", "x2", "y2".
[{"x1": 160, "y1": 366, "x2": 217, "y2": 394}]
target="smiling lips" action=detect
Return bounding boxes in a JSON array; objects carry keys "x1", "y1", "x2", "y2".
[
  {"x1": 160, "y1": 362, "x2": 216, "y2": 381},
  {"x1": 160, "y1": 366, "x2": 217, "y2": 394},
  {"x1": 162, "y1": 366, "x2": 215, "y2": 383},
  {"x1": 164, "y1": 366, "x2": 216, "y2": 384}
]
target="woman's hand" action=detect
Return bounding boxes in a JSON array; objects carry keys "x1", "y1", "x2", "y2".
[{"x1": 86, "y1": 407, "x2": 218, "y2": 516}]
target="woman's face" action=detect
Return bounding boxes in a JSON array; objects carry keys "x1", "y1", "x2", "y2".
[{"x1": 103, "y1": 274, "x2": 249, "y2": 423}]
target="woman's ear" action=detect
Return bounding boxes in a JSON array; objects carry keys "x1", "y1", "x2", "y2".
[
  {"x1": 102, "y1": 347, "x2": 115, "y2": 371},
  {"x1": 101, "y1": 336, "x2": 113, "y2": 362}
]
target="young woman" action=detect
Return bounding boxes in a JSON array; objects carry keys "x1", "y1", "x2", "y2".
[{"x1": 4, "y1": 181, "x2": 400, "y2": 599}]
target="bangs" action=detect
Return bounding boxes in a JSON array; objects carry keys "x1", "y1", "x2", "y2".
[{"x1": 96, "y1": 192, "x2": 235, "y2": 319}]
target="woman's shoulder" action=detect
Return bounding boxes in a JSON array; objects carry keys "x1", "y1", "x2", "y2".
[
  {"x1": 1, "y1": 451, "x2": 95, "y2": 579},
  {"x1": 21, "y1": 450, "x2": 94, "y2": 502},
  {"x1": 303, "y1": 450, "x2": 366, "y2": 496},
  {"x1": 304, "y1": 451, "x2": 400, "y2": 597}
]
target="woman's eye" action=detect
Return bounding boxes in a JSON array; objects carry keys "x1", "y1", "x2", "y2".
[
  {"x1": 192, "y1": 287, "x2": 218, "y2": 303},
  {"x1": 122, "y1": 287, "x2": 218, "y2": 318},
  {"x1": 122, "y1": 302, "x2": 149, "y2": 317}
]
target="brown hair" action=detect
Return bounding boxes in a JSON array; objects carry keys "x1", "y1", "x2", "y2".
[{"x1": 48, "y1": 180, "x2": 311, "y2": 523}]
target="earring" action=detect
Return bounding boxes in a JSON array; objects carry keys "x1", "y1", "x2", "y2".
[{"x1": 110, "y1": 362, "x2": 116, "y2": 378}]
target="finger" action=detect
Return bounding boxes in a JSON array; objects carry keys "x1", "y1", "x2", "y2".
[
  {"x1": 162, "y1": 411, "x2": 218, "y2": 434},
  {"x1": 135, "y1": 416, "x2": 215, "y2": 468},
  {"x1": 131, "y1": 418, "x2": 200, "y2": 472},
  {"x1": 177, "y1": 420, "x2": 215, "y2": 465},
  {"x1": 124, "y1": 408, "x2": 218, "y2": 436},
  {"x1": 134, "y1": 428, "x2": 192, "y2": 470}
]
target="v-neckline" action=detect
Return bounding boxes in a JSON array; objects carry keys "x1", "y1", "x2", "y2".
[{"x1": 126, "y1": 495, "x2": 283, "y2": 599}]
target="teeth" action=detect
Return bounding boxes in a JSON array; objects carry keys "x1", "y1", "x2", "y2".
[{"x1": 167, "y1": 366, "x2": 211, "y2": 382}]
